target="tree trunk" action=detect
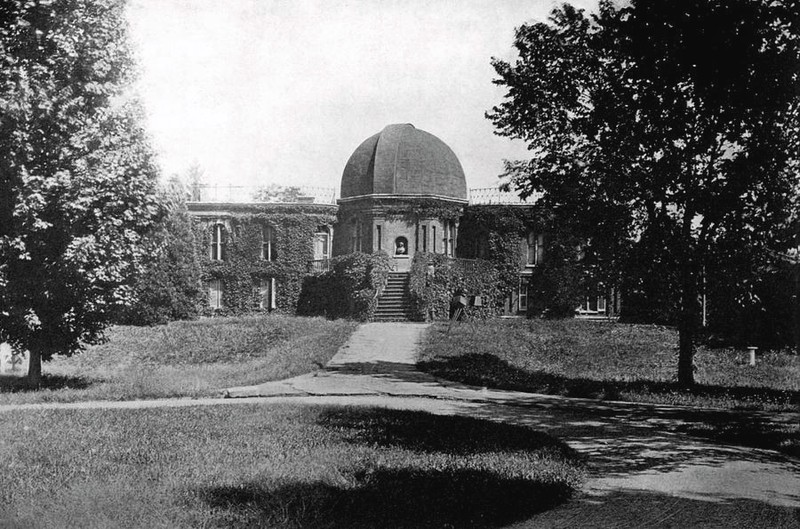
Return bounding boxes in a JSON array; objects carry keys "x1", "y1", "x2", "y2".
[
  {"x1": 677, "y1": 258, "x2": 698, "y2": 387},
  {"x1": 27, "y1": 346, "x2": 42, "y2": 389},
  {"x1": 794, "y1": 265, "x2": 799, "y2": 356}
]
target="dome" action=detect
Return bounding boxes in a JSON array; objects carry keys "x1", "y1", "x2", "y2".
[{"x1": 340, "y1": 124, "x2": 467, "y2": 201}]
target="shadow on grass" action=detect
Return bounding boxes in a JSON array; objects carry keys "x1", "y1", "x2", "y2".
[
  {"x1": 0, "y1": 374, "x2": 93, "y2": 393},
  {"x1": 316, "y1": 406, "x2": 580, "y2": 459},
  {"x1": 197, "y1": 407, "x2": 581, "y2": 528},
  {"x1": 530, "y1": 488, "x2": 800, "y2": 528},
  {"x1": 419, "y1": 354, "x2": 800, "y2": 458},
  {"x1": 200, "y1": 468, "x2": 572, "y2": 529}
]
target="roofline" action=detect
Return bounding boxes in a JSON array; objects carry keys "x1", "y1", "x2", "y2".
[
  {"x1": 187, "y1": 201, "x2": 338, "y2": 209},
  {"x1": 337, "y1": 193, "x2": 468, "y2": 205}
]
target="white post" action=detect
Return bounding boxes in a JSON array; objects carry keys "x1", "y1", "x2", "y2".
[{"x1": 748, "y1": 346, "x2": 757, "y2": 366}]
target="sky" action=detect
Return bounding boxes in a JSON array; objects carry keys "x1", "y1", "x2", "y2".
[{"x1": 126, "y1": 0, "x2": 599, "y2": 193}]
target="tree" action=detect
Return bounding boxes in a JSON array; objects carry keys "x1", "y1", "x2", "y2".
[
  {"x1": 488, "y1": 1, "x2": 800, "y2": 385},
  {"x1": 0, "y1": 0, "x2": 160, "y2": 386},
  {"x1": 184, "y1": 163, "x2": 205, "y2": 201},
  {"x1": 253, "y1": 184, "x2": 303, "y2": 203},
  {"x1": 114, "y1": 177, "x2": 203, "y2": 326}
]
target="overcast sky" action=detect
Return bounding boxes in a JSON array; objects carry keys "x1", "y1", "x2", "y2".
[{"x1": 126, "y1": 0, "x2": 599, "y2": 193}]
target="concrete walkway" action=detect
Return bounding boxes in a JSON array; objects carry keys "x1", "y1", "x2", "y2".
[{"x1": 224, "y1": 322, "x2": 800, "y2": 528}]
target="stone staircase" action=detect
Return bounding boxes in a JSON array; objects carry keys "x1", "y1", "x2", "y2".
[{"x1": 373, "y1": 272, "x2": 414, "y2": 321}]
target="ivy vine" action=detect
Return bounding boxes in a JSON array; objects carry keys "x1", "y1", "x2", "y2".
[
  {"x1": 408, "y1": 252, "x2": 502, "y2": 321},
  {"x1": 195, "y1": 209, "x2": 336, "y2": 315}
]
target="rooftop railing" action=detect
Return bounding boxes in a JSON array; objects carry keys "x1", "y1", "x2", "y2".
[
  {"x1": 189, "y1": 185, "x2": 337, "y2": 205},
  {"x1": 468, "y1": 187, "x2": 542, "y2": 205},
  {"x1": 187, "y1": 184, "x2": 540, "y2": 207}
]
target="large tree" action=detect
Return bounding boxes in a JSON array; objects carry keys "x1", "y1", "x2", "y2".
[
  {"x1": 488, "y1": 0, "x2": 799, "y2": 385},
  {"x1": 0, "y1": 0, "x2": 160, "y2": 385}
]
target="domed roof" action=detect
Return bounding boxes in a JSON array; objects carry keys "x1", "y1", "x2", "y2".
[{"x1": 340, "y1": 124, "x2": 467, "y2": 201}]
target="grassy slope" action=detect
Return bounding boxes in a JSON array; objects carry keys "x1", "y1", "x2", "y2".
[
  {"x1": 0, "y1": 315, "x2": 358, "y2": 405},
  {"x1": 0, "y1": 404, "x2": 584, "y2": 529},
  {"x1": 419, "y1": 319, "x2": 799, "y2": 455},
  {"x1": 419, "y1": 319, "x2": 799, "y2": 408}
]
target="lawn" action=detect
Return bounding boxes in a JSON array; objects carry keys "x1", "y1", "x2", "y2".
[
  {"x1": 419, "y1": 319, "x2": 799, "y2": 410},
  {"x1": 419, "y1": 319, "x2": 799, "y2": 455},
  {"x1": 0, "y1": 315, "x2": 358, "y2": 405},
  {"x1": 0, "y1": 404, "x2": 584, "y2": 528}
]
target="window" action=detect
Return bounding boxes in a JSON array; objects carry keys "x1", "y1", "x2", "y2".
[
  {"x1": 351, "y1": 218, "x2": 363, "y2": 252},
  {"x1": 254, "y1": 277, "x2": 276, "y2": 310},
  {"x1": 526, "y1": 232, "x2": 544, "y2": 266},
  {"x1": 422, "y1": 225, "x2": 427, "y2": 252},
  {"x1": 432, "y1": 226, "x2": 437, "y2": 253},
  {"x1": 519, "y1": 277, "x2": 530, "y2": 313},
  {"x1": 208, "y1": 279, "x2": 223, "y2": 309},
  {"x1": 210, "y1": 224, "x2": 226, "y2": 261},
  {"x1": 444, "y1": 221, "x2": 455, "y2": 256},
  {"x1": 313, "y1": 226, "x2": 330, "y2": 261},
  {"x1": 580, "y1": 296, "x2": 606, "y2": 314},
  {"x1": 261, "y1": 225, "x2": 276, "y2": 261},
  {"x1": 376, "y1": 225, "x2": 382, "y2": 251}
]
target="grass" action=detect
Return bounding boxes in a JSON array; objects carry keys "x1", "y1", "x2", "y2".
[
  {"x1": 0, "y1": 315, "x2": 358, "y2": 405},
  {"x1": 419, "y1": 319, "x2": 799, "y2": 455},
  {"x1": 0, "y1": 404, "x2": 584, "y2": 528}
]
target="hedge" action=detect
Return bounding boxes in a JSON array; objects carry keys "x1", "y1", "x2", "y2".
[{"x1": 297, "y1": 252, "x2": 392, "y2": 321}]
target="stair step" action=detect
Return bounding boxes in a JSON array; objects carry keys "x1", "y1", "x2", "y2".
[{"x1": 374, "y1": 273, "x2": 412, "y2": 321}]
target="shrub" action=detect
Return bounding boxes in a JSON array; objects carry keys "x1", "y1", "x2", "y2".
[{"x1": 297, "y1": 252, "x2": 392, "y2": 321}]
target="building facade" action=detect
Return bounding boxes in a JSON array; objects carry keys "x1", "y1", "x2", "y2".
[{"x1": 187, "y1": 123, "x2": 618, "y2": 319}]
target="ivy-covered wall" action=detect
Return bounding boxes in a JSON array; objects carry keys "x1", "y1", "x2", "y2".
[
  {"x1": 457, "y1": 205, "x2": 540, "y2": 294},
  {"x1": 408, "y1": 252, "x2": 502, "y2": 320},
  {"x1": 191, "y1": 204, "x2": 336, "y2": 316},
  {"x1": 457, "y1": 205, "x2": 591, "y2": 317},
  {"x1": 297, "y1": 252, "x2": 392, "y2": 321}
]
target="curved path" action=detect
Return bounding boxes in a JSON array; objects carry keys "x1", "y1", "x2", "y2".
[
  {"x1": 2, "y1": 322, "x2": 797, "y2": 527},
  {"x1": 225, "y1": 322, "x2": 800, "y2": 528}
]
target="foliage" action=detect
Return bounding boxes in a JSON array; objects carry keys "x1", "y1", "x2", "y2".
[
  {"x1": 196, "y1": 207, "x2": 336, "y2": 315},
  {"x1": 114, "y1": 178, "x2": 203, "y2": 325},
  {"x1": 377, "y1": 198, "x2": 464, "y2": 223},
  {"x1": 458, "y1": 206, "x2": 587, "y2": 317},
  {"x1": 0, "y1": 315, "x2": 358, "y2": 404},
  {"x1": 488, "y1": 1, "x2": 800, "y2": 385},
  {"x1": 0, "y1": 405, "x2": 582, "y2": 528},
  {"x1": 527, "y1": 238, "x2": 586, "y2": 318},
  {"x1": 252, "y1": 184, "x2": 303, "y2": 203},
  {"x1": 408, "y1": 252, "x2": 502, "y2": 320},
  {"x1": 297, "y1": 252, "x2": 392, "y2": 320},
  {"x1": 705, "y1": 267, "x2": 796, "y2": 349},
  {"x1": 457, "y1": 206, "x2": 532, "y2": 292},
  {"x1": 0, "y1": 0, "x2": 161, "y2": 384}
]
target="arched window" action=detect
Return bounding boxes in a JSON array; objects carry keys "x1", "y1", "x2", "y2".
[
  {"x1": 395, "y1": 236, "x2": 408, "y2": 256},
  {"x1": 261, "y1": 225, "x2": 276, "y2": 261},
  {"x1": 210, "y1": 224, "x2": 226, "y2": 261}
]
